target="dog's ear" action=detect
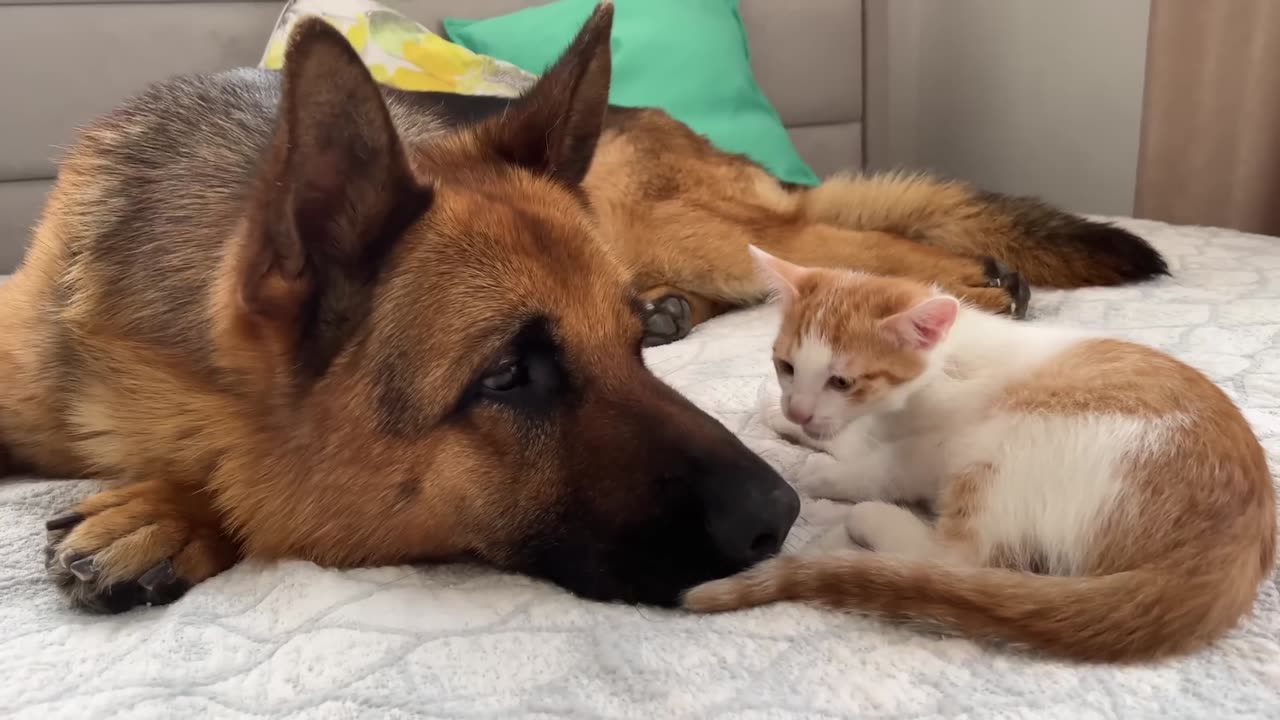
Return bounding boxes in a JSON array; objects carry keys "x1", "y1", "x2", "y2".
[
  {"x1": 239, "y1": 19, "x2": 431, "y2": 369},
  {"x1": 479, "y1": 1, "x2": 614, "y2": 187}
]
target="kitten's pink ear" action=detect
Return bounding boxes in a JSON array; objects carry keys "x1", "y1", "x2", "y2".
[
  {"x1": 748, "y1": 246, "x2": 809, "y2": 304},
  {"x1": 881, "y1": 296, "x2": 960, "y2": 350}
]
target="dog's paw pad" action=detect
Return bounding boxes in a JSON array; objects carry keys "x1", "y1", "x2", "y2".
[{"x1": 640, "y1": 294, "x2": 692, "y2": 347}]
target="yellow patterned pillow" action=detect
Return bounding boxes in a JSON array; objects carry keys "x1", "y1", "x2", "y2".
[{"x1": 260, "y1": 0, "x2": 537, "y2": 97}]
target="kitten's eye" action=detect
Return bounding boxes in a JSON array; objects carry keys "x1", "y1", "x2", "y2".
[
  {"x1": 775, "y1": 359, "x2": 794, "y2": 376},
  {"x1": 827, "y1": 375, "x2": 854, "y2": 391},
  {"x1": 482, "y1": 358, "x2": 528, "y2": 393}
]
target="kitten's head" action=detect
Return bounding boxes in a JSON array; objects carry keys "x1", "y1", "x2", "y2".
[{"x1": 750, "y1": 247, "x2": 960, "y2": 439}]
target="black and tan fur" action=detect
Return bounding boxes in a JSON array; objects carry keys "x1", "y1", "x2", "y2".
[{"x1": 1, "y1": 3, "x2": 1166, "y2": 612}]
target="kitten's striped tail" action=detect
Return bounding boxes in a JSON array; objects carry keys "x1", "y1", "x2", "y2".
[{"x1": 683, "y1": 549, "x2": 1261, "y2": 662}]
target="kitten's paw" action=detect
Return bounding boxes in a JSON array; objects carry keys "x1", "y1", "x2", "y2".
[
  {"x1": 792, "y1": 454, "x2": 854, "y2": 500},
  {"x1": 757, "y1": 383, "x2": 791, "y2": 428},
  {"x1": 801, "y1": 521, "x2": 866, "y2": 554},
  {"x1": 843, "y1": 501, "x2": 933, "y2": 557},
  {"x1": 800, "y1": 497, "x2": 855, "y2": 526},
  {"x1": 766, "y1": 409, "x2": 807, "y2": 446},
  {"x1": 758, "y1": 381, "x2": 831, "y2": 450}
]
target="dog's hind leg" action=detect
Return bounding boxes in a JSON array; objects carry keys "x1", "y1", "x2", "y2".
[
  {"x1": 43, "y1": 479, "x2": 239, "y2": 613},
  {"x1": 754, "y1": 226, "x2": 1027, "y2": 316},
  {"x1": 796, "y1": 173, "x2": 1167, "y2": 288},
  {"x1": 628, "y1": 221, "x2": 1027, "y2": 348},
  {"x1": 588, "y1": 114, "x2": 1027, "y2": 346}
]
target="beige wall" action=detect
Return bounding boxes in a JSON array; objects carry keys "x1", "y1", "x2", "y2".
[
  {"x1": 865, "y1": 0, "x2": 1151, "y2": 217},
  {"x1": 1135, "y1": 0, "x2": 1280, "y2": 236}
]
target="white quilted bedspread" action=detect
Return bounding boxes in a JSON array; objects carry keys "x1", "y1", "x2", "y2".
[{"x1": 2, "y1": 218, "x2": 1278, "y2": 719}]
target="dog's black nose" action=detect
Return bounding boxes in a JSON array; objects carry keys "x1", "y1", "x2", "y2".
[{"x1": 703, "y1": 466, "x2": 800, "y2": 567}]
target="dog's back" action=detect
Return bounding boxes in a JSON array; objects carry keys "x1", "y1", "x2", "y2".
[
  {"x1": 50, "y1": 71, "x2": 277, "y2": 363},
  {"x1": 0, "y1": 71, "x2": 287, "y2": 481}
]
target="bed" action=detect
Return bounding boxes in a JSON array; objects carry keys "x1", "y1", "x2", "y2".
[
  {"x1": 1, "y1": 0, "x2": 1277, "y2": 716},
  {"x1": 2, "y1": 217, "x2": 1277, "y2": 719}
]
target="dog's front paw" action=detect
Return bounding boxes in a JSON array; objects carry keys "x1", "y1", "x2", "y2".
[
  {"x1": 639, "y1": 293, "x2": 692, "y2": 347},
  {"x1": 44, "y1": 482, "x2": 237, "y2": 613}
]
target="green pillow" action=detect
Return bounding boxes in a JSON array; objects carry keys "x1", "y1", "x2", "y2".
[{"x1": 443, "y1": 0, "x2": 820, "y2": 187}]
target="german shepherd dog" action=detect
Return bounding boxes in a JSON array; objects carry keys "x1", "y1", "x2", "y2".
[{"x1": 1, "y1": 3, "x2": 1166, "y2": 612}]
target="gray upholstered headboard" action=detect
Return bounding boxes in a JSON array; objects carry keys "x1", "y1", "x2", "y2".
[{"x1": 0, "y1": 0, "x2": 864, "y2": 272}]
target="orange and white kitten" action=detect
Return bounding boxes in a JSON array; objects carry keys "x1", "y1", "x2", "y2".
[{"x1": 684, "y1": 248, "x2": 1276, "y2": 663}]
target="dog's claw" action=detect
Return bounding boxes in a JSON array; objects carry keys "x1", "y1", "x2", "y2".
[
  {"x1": 1009, "y1": 278, "x2": 1030, "y2": 319},
  {"x1": 132, "y1": 559, "x2": 190, "y2": 607},
  {"x1": 68, "y1": 556, "x2": 98, "y2": 582},
  {"x1": 45, "y1": 513, "x2": 84, "y2": 532},
  {"x1": 641, "y1": 294, "x2": 693, "y2": 347},
  {"x1": 982, "y1": 257, "x2": 1031, "y2": 320},
  {"x1": 49, "y1": 549, "x2": 190, "y2": 612},
  {"x1": 138, "y1": 559, "x2": 176, "y2": 591},
  {"x1": 982, "y1": 257, "x2": 1013, "y2": 286}
]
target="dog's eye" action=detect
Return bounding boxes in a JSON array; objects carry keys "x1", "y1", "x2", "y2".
[
  {"x1": 482, "y1": 358, "x2": 528, "y2": 393},
  {"x1": 466, "y1": 317, "x2": 567, "y2": 413},
  {"x1": 775, "y1": 359, "x2": 794, "y2": 376},
  {"x1": 827, "y1": 375, "x2": 853, "y2": 391}
]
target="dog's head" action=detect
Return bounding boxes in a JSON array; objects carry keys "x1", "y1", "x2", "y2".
[{"x1": 220, "y1": 3, "x2": 799, "y2": 606}]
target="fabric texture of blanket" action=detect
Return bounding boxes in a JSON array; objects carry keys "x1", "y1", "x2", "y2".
[{"x1": 2, "y1": 218, "x2": 1278, "y2": 719}]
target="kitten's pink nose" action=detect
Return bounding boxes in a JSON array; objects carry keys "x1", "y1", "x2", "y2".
[{"x1": 784, "y1": 403, "x2": 813, "y2": 426}]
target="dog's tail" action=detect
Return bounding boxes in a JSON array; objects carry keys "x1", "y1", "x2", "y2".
[
  {"x1": 799, "y1": 172, "x2": 1168, "y2": 288},
  {"x1": 683, "y1": 549, "x2": 1260, "y2": 663}
]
